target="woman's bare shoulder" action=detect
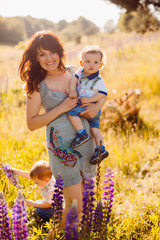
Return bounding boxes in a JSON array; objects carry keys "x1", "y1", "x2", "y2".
[{"x1": 27, "y1": 89, "x2": 41, "y2": 100}]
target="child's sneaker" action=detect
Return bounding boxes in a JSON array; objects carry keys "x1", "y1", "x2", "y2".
[
  {"x1": 89, "y1": 146, "x2": 109, "y2": 165},
  {"x1": 71, "y1": 132, "x2": 90, "y2": 148}
]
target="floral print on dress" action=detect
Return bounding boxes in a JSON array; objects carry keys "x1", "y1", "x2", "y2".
[{"x1": 49, "y1": 127, "x2": 82, "y2": 168}]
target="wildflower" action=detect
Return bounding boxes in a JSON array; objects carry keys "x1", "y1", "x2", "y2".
[
  {"x1": 92, "y1": 200, "x2": 103, "y2": 234},
  {"x1": 64, "y1": 199, "x2": 79, "y2": 240},
  {"x1": 12, "y1": 191, "x2": 28, "y2": 240},
  {"x1": 0, "y1": 191, "x2": 12, "y2": 240},
  {"x1": 51, "y1": 173, "x2": 64, "y2": 227},
  {"x1": 93, "y1": 168, "x2": 114, "y2": 238},
  {"x1": 80, "y1": 174, "x2": 95, "y2": 239},
  {"x1": 102, "y1": 168, "x2": 114, "y2": 224},
  {"x1": 1, "y1": 163, "x2": 20, "y2": 188}
]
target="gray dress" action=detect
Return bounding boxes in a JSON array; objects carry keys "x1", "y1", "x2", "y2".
[{"x1": 40, "y1": 68, "x2": 96, "y2": 188}]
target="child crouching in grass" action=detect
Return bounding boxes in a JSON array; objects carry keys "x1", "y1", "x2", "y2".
[{"x1": 10, "y1": 160, "x2": 55, "y2": 222}]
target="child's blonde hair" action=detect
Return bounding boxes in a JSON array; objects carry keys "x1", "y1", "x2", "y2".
[
  {"x1": 30, "y1": 160, "x2": 52, "y2": 180},
  {"x1": 80, "y1": 45, "x2": 106, "y2": 65}
]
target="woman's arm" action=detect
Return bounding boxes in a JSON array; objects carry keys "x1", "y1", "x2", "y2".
[
  {"x1": 80, "y1": 97, "x2": 106, "y2": 118},
  {"x1": 81, "y1": 93, "x2": 106, "y2": 104},
  {"x1": 26, "y1": 90, "x2": 78, "y2": 131}
]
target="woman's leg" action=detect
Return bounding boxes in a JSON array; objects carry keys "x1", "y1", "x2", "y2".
[{"x1": 61, "y1": 182, "x2": 83, "y2": 229}]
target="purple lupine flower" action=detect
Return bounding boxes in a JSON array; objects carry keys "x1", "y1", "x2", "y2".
[
  {"x1": 0, "y1": 191, "x2": 12, "y2": 240},
  {"x1": 51, "y1": 173, "x2": 64, "y2": 228},
  {"x1": 80, "y1": 174, "x2": 95, "y2": 239},
  {"x1": 1, "y1": 163, "x2": 20, "y2": 188},
  {"x1": 92, "y1": 200, "x2": 103, "y2": 234},
  {"x1": 102, "y1": 168, "x2": 114, "y2": 224},
  {"x1": 12, "y1": 191, "x2": 28, "y2": 240},
  {"x1": 64, "y1": 199, "x2": 79, "y2": 240}
]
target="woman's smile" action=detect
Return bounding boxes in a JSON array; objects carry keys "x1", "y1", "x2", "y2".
[{"x1": 46, "y1": 61, "x2": 56, "y2": 67}]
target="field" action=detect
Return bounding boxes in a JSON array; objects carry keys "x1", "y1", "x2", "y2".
[{"x1": 0, "y1": 31, "x2": 160, "y2": 239}]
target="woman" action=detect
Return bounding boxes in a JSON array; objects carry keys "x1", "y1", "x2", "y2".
[{"x1": 19, "y1": 30, "x2": 106, "y2": 228}]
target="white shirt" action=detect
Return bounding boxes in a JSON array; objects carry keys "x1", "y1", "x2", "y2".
[
  {"x1": 75, "y1": 67, "x2": 107, "y2": 98},
  {"x1": 40, "y1": 176, "x2": 55, "y2": 203}
]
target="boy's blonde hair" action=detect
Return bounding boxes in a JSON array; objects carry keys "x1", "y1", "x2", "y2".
[
  {"x1": 80, "y1": 45, "x2": 106, "y2": 64},
  {"x1": 30, "y1": 160, "x2": 52, "y2": 180}
]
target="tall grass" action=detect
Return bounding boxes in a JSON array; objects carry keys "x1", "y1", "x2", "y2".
[{"x1": 0, "y1": 31, "x2": 160, "y2": 239}]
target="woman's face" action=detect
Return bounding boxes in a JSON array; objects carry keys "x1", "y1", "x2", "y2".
[{"x1": 37, "y1": 47, "x2": 60, "y2": 72}]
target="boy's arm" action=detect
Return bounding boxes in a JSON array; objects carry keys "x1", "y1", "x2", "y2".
[
  {"x1": 81, "y1": 92, "x2": 106, "y2": 105},
  {"x1": 69, "y1": 76, "x2": 78, "y2": 99},
  {"x1": 26, "y1": 199, "x2": 51, "y2": 208},
  {"x1": 69, "y1": 67, "x2": 82, "y2": 99},
  {"x1": 10, "y1": 167, "x2": 30, "y2": 179}
]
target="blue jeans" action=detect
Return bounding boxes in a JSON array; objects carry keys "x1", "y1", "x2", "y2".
[
  {"x1": 68, "y1": 100, "x2": 101, "y2": 128},
  {"x1": 35, "y1": 207, "x2": 53, "y2": 222}
]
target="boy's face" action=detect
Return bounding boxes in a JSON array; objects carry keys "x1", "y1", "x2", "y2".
[
  {"x1": 80, "y1": 52, "x2": 103, "y2": 76},
  {"x1": 33, "y1": 177, "x2": 50, "y2": 187}
]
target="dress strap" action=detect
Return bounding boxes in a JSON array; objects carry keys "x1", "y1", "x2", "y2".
[
  {"x1": 66, "y1": 65, "x2": 76, "y2": 76},
  {"x1": 40, "y1": 80, "x2": 48, "y2": 99}
]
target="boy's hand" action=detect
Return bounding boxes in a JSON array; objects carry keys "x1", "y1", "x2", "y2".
[
  {"x1": 25, "y1": 199, "x2": 35, "y2": 207},
  {"x1": 7, "y1": 165, "x2": 16, "y2": 174},
  {"x1": 69, "y1": 90, "x2": 78, "y2": 99},
  {"x1": 80, "y1": 96, "x2": 89, "y2": 105}
]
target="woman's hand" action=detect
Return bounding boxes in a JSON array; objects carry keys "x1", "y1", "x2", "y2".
[
  {"x1": 80, "y1": 103, "x2": 98, "y2": 118},
  {"x1": 26, "y1": 91, "x2": 78, "y2": 131},
  {"x1": 59, "y1": 97, "x2": 78, "y2": 113},
  {"x1": 80, "y1": 97, "x2": 106, "y2": 119},
  {"x1": 80, "y1": 96, "x2": 90, "y2": 105}
]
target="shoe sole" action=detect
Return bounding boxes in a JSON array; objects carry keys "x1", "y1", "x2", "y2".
[
  {"x1": 71, "y1": 136, "x2": 90, "y2": 148},
  {"x1": 90, "y1": 151, "x2": 109, "y2": 165}
]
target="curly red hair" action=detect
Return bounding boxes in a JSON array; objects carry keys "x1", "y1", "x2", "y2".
[{"x1": 19, "y1": 31, "x2": 66, "y2": 97}]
